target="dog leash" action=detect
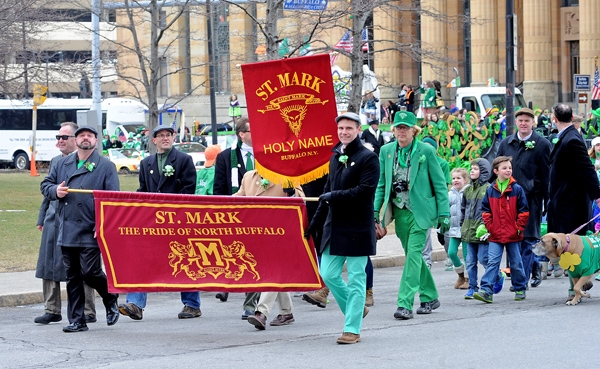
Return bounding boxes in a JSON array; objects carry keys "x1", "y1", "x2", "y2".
[{"x1": 566, "y1": 213, "x2": 600, "y2": 252}]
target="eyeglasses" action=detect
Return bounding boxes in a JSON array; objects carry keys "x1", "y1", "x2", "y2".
[
  {"x1": 56, "y1": 135, "x2": 75, "y2": 140},
  {"x1": 155, "y1": 133, "x2": 173, "y2": 139},
  {"x1": 394, "y1": 125, "x2": 411, "y2": 131}
]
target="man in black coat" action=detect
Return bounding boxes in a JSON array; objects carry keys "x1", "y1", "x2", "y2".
[
  {"x1": 548, "y1": 103, "x2": 600, "y2": 235},
  {"x1": 118, "y1": 125, "x2": 201, "y2": 321},
  {"x1": 306, "y1": 112, "x2": 379, "y2": 344},
  {"x1": 547, "y1": 104, "x2": 600, "y2": 298},
  {"x1": 361, "y1": 119, "x2": 385, "y2": 155},
  {"x1": 212, "y1": 117, "x2": 260, "y2": 319},
  {"x1": 497, "y1": 108, "x2": 551, "y2": 288},
  {"x1": 40, "y1": 126, "x2": 120, "y2": 333},
  {"x1": 35, "y1": 122, "x2": 96, "y2": 325}
]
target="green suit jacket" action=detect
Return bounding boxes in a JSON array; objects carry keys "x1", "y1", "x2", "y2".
[{"x1": 374, "y1": 140, "x2": 450, "y2": 229}]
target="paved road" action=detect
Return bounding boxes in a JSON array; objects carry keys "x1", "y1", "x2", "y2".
[{"x1": 0, "y1": 263, "x2": 598, "y2": 369}]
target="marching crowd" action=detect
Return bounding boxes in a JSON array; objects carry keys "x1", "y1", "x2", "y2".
[{"x1": 34, "y1": 100, "x2": 600, "y2": 344}]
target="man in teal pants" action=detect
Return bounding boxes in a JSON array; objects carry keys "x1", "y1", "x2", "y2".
[
  {"x1": 374, "y1": 111, "x2": 450, "y2": 319},
  {"x1": 305, "y1": 112, "x2": 379, "y2": 344}
]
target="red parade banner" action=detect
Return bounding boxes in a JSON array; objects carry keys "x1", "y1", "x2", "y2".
[
  {"x1": 93, "y1": 191, "x2": 322, "y2": 293},
  {"x1": 241, "y1": 54, "x2": 338, "y2": 187}
]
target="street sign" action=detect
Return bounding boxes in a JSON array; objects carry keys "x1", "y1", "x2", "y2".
[
  {"x1": 578, "y1": 92, "x2": 588, "y2": 104},
  {"x1": 283, "y1": 0, "x2": 328, "y2": 11},
  {"x1": 574, "y1": 74, "x2": 591, "y2": 91}
]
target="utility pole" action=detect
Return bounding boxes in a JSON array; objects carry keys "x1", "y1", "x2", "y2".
[
  {"x1": 505, "y1": 0, "x2": 516, "y2": 135},
  {"x1": 92, "y1": 0, "x2": 103, "y2": 155},
  {"x1": 206, "y1": 0, "x2": 218, "y2": 145}
]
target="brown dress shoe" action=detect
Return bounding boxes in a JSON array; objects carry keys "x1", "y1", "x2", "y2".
[
  {"x1": 247, "y1": 311, "x2": 266, "y2": 330},
  {"x1": 337, "y1": 332, "x2": 361, "y2": 344},
  {"x1": 269, "y1": 314, "x2": 295, "y2": 326}
]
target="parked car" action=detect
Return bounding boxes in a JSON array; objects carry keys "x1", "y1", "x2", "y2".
[
  {"x1": 105, "y1": 149, "x2": 141, "y2": 174},
  {"x1": 173, "y1": 142, "x2": 206, "y2": 168}
]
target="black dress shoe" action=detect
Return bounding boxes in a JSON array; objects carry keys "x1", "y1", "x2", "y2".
[
  {"x1": 63, "y1": 322, "x2": 88, "y2": 332},
  {"x1": 34, "y1": 313, "x2": 62, "y2": 324},
  {"x1": 394, "y1": 307, "x2": 413, "y2": 320},
  {"x1": 85, "y1": 315, "x2": 97, "y2": 323},
  {"x1": 531, "y1": 264, "x2": 542, "y2": 288},
  {"x1": 106, "y1": 300, "x2": 120, "y2": 326},
  {"x1": 215, "y1": 292, "x2": 229, "y2": 302}
]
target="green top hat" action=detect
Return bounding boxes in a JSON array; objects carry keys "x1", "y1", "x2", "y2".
[{"x1": 393, "y1": 111, "x2": 417, "y2": 127}]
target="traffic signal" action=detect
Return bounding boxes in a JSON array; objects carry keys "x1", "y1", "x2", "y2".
[{"x1": 33, "y1": 84, "x2": 48, "y2": 106}]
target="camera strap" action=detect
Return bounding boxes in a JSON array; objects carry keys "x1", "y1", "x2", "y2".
[{"x1": 393, "y1": 141, "x2": 412, "y2": 184}]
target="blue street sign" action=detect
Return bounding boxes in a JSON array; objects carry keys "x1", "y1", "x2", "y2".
[
  {"x1": 283, "y1": 0, "x2": 328, "y2": 11},
  {"x1": 574, "y1": 74, "x2": 591, "y2": 91}
]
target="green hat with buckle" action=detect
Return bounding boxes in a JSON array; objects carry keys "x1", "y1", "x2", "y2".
[{"x1": 393, "y1": 111, "x2": 417, "y2": 127}]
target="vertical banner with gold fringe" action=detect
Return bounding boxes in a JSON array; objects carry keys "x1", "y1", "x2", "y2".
[{"x1": 241, "y1": 54, "x2": 338, "y2": 187}]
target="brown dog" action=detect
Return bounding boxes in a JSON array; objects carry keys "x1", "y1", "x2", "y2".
[{"x1": 533, "y1": 232, "x2": 600, "y2": 305}]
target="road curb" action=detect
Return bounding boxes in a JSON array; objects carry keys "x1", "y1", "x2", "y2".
[{"x1": 0, "y1": 250, "x2": 449, "y2": 308}]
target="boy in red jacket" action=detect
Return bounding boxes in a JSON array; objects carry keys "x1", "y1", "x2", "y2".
[{"x1": 474, "y1": 156, "x2": 529, "y2": 303}]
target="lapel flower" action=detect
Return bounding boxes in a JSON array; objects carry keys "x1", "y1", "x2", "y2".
[
  {"x1": 164, "y1": 164, "x2": 175, "y2": 177},
  {"x1": 525, "y1": 140, "x2": 535, "y2": 150},
  {"x1": 552, "y1": 137, "x2": 559, "y2": 145},
  {"x1": 418, "y1": 155, "x2": 426, "y2": 163},
  {"x1": 85, "y1": 162, "x2": 96, "y2": 172},
  {"x1": 339, "y1": 155, "x2": 348, "y2": 168},
  {"x1": 260, "y1": 178, "x2": 270, "y2": 190}
]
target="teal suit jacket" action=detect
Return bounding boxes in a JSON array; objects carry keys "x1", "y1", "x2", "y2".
[{"x1": 374, "y1": 140, "x2": 449, "y2": 229}]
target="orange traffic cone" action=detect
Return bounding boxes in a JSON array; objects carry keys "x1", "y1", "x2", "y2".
[{"x1": 30, "y1": 152, "x2": 39, "y2": 177}]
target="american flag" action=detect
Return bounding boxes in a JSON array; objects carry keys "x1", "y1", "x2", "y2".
[
  {"x1": 592, "y1": 58, "x2": 600, "y2": 100},
  {"x1": 334, "y1": 29, "x2": 369, "y2": 53}
]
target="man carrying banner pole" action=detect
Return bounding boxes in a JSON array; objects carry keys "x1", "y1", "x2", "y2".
[
  {"x1": 305, "y1": 112, "x2": 379, "y2": 344},
  {"x1": 118, "y1": 125, "x2": 202, "y2": 321},
  {"x1": 40, "y1": 126, "x2": 120, "y2": 332}
]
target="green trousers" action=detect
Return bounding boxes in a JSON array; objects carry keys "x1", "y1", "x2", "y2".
[
  {"x1": 394, "y1": 207, "x2": 439, "y2": 310},
  {"x1": 320, "y1": 245, "x2": 367, "y2": 335},
  {"x1": 448, "y1": 237, "x2": 468, "y2": 268}
]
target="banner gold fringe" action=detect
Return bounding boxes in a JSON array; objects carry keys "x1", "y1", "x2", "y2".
[{"x1": 255, "y1": 160, "x2": 329, "y2": 188}]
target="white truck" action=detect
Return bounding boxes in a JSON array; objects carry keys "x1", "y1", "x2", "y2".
[{"x1": 454, "y1": 87, "x2": 527, "y2": 114}]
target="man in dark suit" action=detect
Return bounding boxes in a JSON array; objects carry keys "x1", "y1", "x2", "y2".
[
  {"x1": 305, "y1": 112, "x2": 380, "y2": 344},
  {"x1": 40, "y1": 126, "x2": 120, "y2": 332},
  {"x1": 547, "y1": 104, "x2": 600, "y2": 299},
  {"x1": 361, "y1": 119, "x2": 385, "y2": 155},
  {"x1": 35, "y1": 122, "x2": 97, "y2": 325},
  {"x1": 118, "y1": 125, "x2": 201, "y2": 321},
  {"x1": 547, "y1": 103, "x2": 600, "y2": 235},
  {"x1": 497, "y1": 108, "x2": 551, "y2": 288},
  {"x1": 212, "y1": 117, "x2": 260, "y2": 319}
]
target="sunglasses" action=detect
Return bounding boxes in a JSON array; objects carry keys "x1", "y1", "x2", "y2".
[{"x1": 56, "y1": 135, "x2": 75, "y2": 140}]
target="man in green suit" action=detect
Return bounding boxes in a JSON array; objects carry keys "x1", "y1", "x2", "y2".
[{"x1": 374, "y1": 111, "x2": 450, "y2": 320}]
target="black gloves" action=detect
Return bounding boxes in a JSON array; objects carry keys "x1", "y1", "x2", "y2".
[
  {"x1": 319, "y1": 192, "x2": 332, "y2": 203},
  {"x1": 283, "y1": 187, "x2": 295, "y2": 197}
]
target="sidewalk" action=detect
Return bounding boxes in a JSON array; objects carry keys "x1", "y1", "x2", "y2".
[{"x1": 0, "y1": 231, "x2": 447, "y2": 308}]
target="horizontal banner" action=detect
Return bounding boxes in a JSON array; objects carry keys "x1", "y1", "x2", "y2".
[{"x1": 93, "y1": 191, "x2": 322, "y2": 293}]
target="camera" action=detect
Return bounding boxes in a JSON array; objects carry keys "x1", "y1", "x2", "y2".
[{"x1": 392, "y1": 180, "x2": 408, "y2": 193}]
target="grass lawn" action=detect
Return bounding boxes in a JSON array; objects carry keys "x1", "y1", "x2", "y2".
[{"x1": 0, "y1": 172, "x2": 139, "y2": 273}]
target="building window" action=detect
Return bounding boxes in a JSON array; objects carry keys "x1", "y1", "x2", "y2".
[
  {"x1": 561, "y1": 0, "x2": 579, "y2": 6},
  {"x1": 159, "y1": 10, "x2": 167, "y2": 29}
]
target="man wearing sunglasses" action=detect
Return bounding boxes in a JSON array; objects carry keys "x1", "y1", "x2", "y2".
[{"x1": 35, "y1": 122, "x2": 97, "y2": 326}]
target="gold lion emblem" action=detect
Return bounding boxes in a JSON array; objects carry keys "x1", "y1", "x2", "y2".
[
  {"x1": 168, "y1": 239, "x2": 260, "y2": 281},
  {"x1": 280, "y1": 104, "x2": 307, "y2": 137}
]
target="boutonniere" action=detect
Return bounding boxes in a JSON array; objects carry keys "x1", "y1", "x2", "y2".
[
  {"x1": 260, "y1": 178, "x2": 270, "y2": 190},
  {"x1": 85, "y1": 162, "x2": 96, "y2": 172},
  {"x1": 418, "y1": 155, "x2": 426, "y2": 163},
  {"x1": 552, "y1": 137, "x2": 559, "y2": 145},
  {"x1": 525, "y1": 140, "x2": 535, "y2": 150},
  {"x1": 339, "y1": 155, "x2": 348, "y2": 167},
  {"x1": 163, "y1": 164, "x2": 175, "y2": 177}
]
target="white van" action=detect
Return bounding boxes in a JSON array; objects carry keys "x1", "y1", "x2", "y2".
[{"x1": 455, "y1": 87, "x2": 527, "y2": 114}]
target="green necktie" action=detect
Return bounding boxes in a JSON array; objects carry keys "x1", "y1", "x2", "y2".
[{"x1": 245, "y1": 152, "x2": 254, "y2": 171}]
